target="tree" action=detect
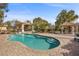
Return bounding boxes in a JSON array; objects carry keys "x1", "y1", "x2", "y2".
[
  {"x1": 55, "y1": 9, "x2": 78, "y2": 31},
  {"x1": 33, "y1": 17, "x2": 49, "y2": 32},
  {"x1": 5, "y1": 20, "x2": 22, "y2": 32},
  {"x1": 4, "y1": 21, "x2": 12, "y2": 32},
  {"x1": 0, "y1": 10, "x2": 4, "y2": 25},
  {"x1": 0, "y1": 3, "x2": 8, "y2": 32},
  {"x1": 0, "y1": 3, "x2": 8, "y2": 9},
  {"x1": 0, "y1": 3, "x2": 8, "y2": 24},
  {"x1": 26, "y1": 20, "x2": 31, "y2": 23},
  {"x1": 13, "y1": 20, "x2": 22, "y2": 32}
]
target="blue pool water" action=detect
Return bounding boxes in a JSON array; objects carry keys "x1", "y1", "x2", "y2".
[{"x1": 8, "y1": 34, "x2": 60, "y2": 50}]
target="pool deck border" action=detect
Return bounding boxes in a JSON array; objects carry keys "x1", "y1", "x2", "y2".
[{"x1": 0, "y1": 33, "x2": 77, "y2": 56}]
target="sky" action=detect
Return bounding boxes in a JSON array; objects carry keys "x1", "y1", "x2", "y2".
[{"x1": 4, "y1": 3, "x2": 79, "y2": 25}]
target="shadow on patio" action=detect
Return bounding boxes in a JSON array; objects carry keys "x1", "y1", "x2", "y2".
[{"x1": 61, "y1": 39, "x2": 79, "y2": 56}]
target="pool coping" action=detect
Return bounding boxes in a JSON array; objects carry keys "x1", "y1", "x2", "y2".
[{"x1": 7, "y1": 33, "x2": 61, "y2": 52}]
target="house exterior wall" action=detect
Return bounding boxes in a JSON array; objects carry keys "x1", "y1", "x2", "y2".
[
  {"x1": 0, "y1": 27, "x2": 7, "y2": 31},
  {"x1": 62, "y1": 24, "x2": 79, "y2": 34}
]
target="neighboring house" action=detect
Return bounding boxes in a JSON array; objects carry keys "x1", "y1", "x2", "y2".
[
  {"x1": 0, "y1": 25, "x2": 8, "y2": 33},
  {"x1": 21, "y1": 22, "x2": 32, "y2": 33}
]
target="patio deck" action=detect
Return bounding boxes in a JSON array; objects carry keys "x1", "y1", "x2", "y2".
[{"x1": 0, "y1": 34, "x2": 79, "y2": 56}]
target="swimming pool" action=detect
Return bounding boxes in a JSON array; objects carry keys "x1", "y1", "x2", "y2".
[{"x1": 8, "y1": 34, "x2": 60, "y2": 50}]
